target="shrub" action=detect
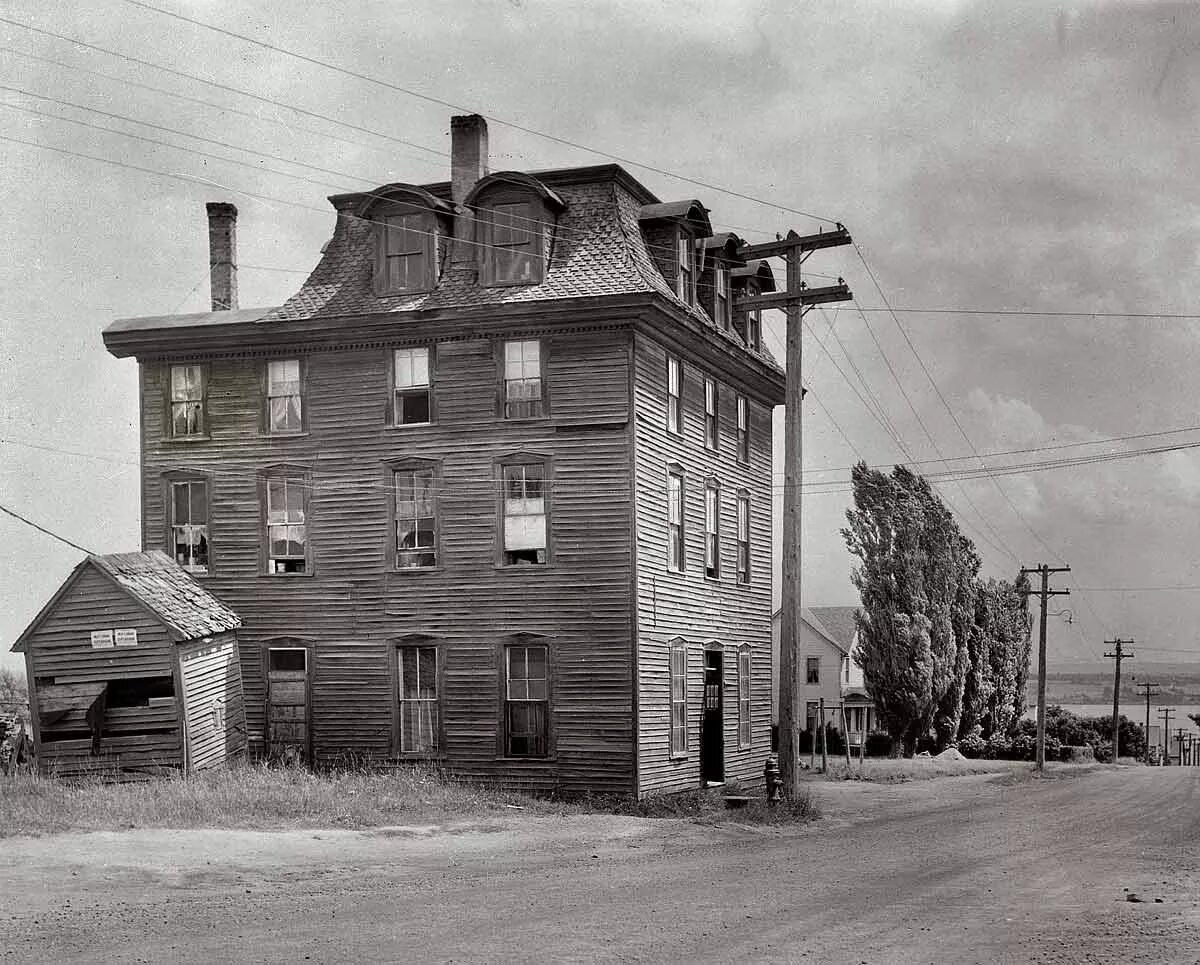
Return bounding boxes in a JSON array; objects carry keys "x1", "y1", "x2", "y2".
[
  {"x1": 865, "y1": 731, "x2": 894, "y2": 757},
  {"x1": 958, "y1": 733, "x2": 986, "y2": 759}
]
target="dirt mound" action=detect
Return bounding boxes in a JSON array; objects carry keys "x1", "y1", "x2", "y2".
[{"x1": 934, "y1": 747, "x2": 967, "y2": 762}]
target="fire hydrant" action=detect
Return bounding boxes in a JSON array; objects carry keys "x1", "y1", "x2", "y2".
[{"x1": 763, "y1": 754, "x2": 783, "y2": 804}]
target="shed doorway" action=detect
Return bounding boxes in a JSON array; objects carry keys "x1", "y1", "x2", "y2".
[
  {"x1": 266, "y1": 647, "x2": 309, "y2": 762},
  {"x1": 701, "y1": 649, "x2": 724, "y2": 786}
]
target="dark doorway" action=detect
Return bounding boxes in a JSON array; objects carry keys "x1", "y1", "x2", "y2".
[
  {"x1": 701, "y1": 649, "x2": 724, "y2": 785},
  {"x1": 266, "y1": 647, "x2": 309, "y2": 763}
]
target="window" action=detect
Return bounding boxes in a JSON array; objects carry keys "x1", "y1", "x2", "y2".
[
  {"x1": 269, "y1": 647, "x2": 307, "y2": 673},
  {"x1": 703, "y1": 377, "x2": 718, "y2": 450},
  {"x1": 666, "y1": 355, "x2": 682, "y2": 435},
  {"x1": 503, "y1": 339, "x2": 545, "y2": 419},
  {"x1": 736, "y1": 494, "x2": 750, "y2": 585},
  {"x1": 670, "y1": 639, "x2": 687, "y2": 757},
  {"x1": 505, "y1": 644, "x2": 549, "y2": 757},
  {"x1": 397, "y1": 645, "x2": 439, "y2": 754},
  {"x1": 747, "y1": 309, "x2": 762, "y2": 352},
  {"x1": 845, "y1": 658, "x2": 851, "y2": 684},
  {"x1": 393, "y1": 347, "x2": 432, "y2": 425},
  {"x1": 170, "y1": 479, "x2": 209, "y2": 573},
  {"x1": 265, "y1": 474, "x2": 308, "y2": 574},
  {"x1": 806, "y1": 657, "x2": 820, "y2": 685},
  {"x1": 486, "y1": 201, "x2": 539, "y2": 285},
  {"x1": 667, "y1": 470, "x2": 684, "y2": 572},
  {"x1": 267, "y1": 359, "x2": 302, "y2": 433},
  {"x1": 704, "y1": 482, "x2": 720, "y2": 579},
  {"x1": 677, "y1": 234, "x2": 695, "y2": 304},
  {"x1": 394, "y1": 467, "x2": 437, "y2": 568},
  {"x1": 169, "y1": 364, "x2": 205, "y2": 437},
  {"x1": 502, "y1": 463, "x2": 547, "y2": 565},
  {"x1": 736, "y1": 395, "x2": 749, "y2": 464},
  {"x1": 737, "y1": 646, "x2": 751, "y2": 749},
  {"x1": 378, "y1": 210, "x2": 433, "y2": 293},
  {"x1": 714, "y1": 266, "x2": 730, "y2": 330}
]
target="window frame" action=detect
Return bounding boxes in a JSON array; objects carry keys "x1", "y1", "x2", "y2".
[
  {"x1": 736, "y1": 491, "x2": 751, "y2": 585},
  {"x1": 389, "y1": 345, "x2": 436, "y2": 427},
  {"x1": 669, "y1": 638, "x2": 688, "y2": 759},
  {"x1": 259, "y1": 466, "x2": 313, "y2": 577},
  {"x1": 737, "y1": 645, "x2": 752, "y2": 749},
  {"x1": 703, "y1": 376, "x2": 719, "y2": 451},
  {"x1": 263, "y1": 357, "x2": 306, "y2": 436},
  {"x1": 374, "y1": 202, "x2": 437, "y2": 296},
  {"x1": 736, "y1": 394, "x2": 749, "y2": 464},
  {"x1": 499, "y1": 338, "x2": 548, "y2": 420},
  {"x1": 162, "y1": 470, "x2": 211, "y2": 575},
  {"x1": 704, "y1": 478, "x2": 721, "y2": 581},
  {"x1": 165, "y1": 362, "x2": 209, "y2": 440},
  {"x1": 666, "y1": 354, "x2": 683, "y2": 436},
  {"x1": 480, "y1": 195, "x2": 546, "y2": 287},
  {"x1": 498, "y1": 635, "x2": 552, "y2": 759},
  {"x1": 386, "y1": 458, "x2": 441, "y2": 572},
  {"x1": 497, "y1": 454, "x2": 552, "y2": 568},
  {"x1": 714, "y1": 264, "x2": 731, "y2": 330},
  {"x1": 393, "y1": 637, "x2": 443, "y2": 758},
  {"x1": 666, "y1": 465, "x2": 685, "y2": 574},
  {"x1": 676, "y1": 230, "x2": 696, "y2": 304},
  {"x1": 806, "y1": 656, "x2": 821, "y2": 685}
]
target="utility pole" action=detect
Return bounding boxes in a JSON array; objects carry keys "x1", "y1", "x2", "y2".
[
  {"x1": 1135, "y1": 680, "x2": 1160, "y2": 764},
  {"x1": 1104, "y1": 639, "x2": 1133, "y2": 764},
  {"x1": 1020, "y1": 564, "x2": 1071, "y2": 769},
  {"x1": 1158, "y1": 707, "x2": 1175, "y2": 764},
  {"x1": 746, "y1": 225, "x2": 852, "y2": 798}
]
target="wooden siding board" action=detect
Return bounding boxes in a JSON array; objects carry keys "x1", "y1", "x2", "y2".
[{"x1": 179, "y1": 632, "x2": 247, "y2": 772}]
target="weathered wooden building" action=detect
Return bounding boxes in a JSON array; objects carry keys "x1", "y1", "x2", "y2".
[
  {"x1": 13, "y1": 551, "x2": 246, "y2": 778},
  {"x1": 100, "y1": 114, "x2": 785, "y2": 796}
]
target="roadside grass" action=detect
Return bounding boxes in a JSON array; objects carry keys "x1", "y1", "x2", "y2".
[
  {"x1": 813, "y1": 757, "x2": 1031, "y2": 783},
  {"x1": 0, "y1": 764, "x2": 818, "y2": 836}
]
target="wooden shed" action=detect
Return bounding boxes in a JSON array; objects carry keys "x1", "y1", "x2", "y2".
[{"x1": 12, "y1": 551, "x2": 246, "y2": 779}]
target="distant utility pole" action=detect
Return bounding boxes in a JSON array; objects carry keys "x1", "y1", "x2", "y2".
[
  {"x1": 1158, "y1": 707, "x2": 1175, "y2": 764},
  {"x1": 1104, "y1": 639, "x2": 1133, "y2": 763},
  {"x1": 747, "y1": 225, "x2": 852, "y2": 798},
  {"x1": 1135, "y1": 680, "x2": 1160, "y2": 764},
  {"x1": 1020, "y1": 564, "x2": 1071, "y2": 769}
]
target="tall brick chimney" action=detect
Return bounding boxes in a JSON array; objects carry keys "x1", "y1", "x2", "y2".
[
  {"x1": 205, "y1": 202, "x2": 238, "y2": 312},
  {"x1": 450, "y1": 115, "x2": 488, "y2": 266}
]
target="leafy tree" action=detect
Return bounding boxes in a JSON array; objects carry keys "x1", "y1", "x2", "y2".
[{"x1": 0, "y1": 666, "x2": 27, "y2": 717}]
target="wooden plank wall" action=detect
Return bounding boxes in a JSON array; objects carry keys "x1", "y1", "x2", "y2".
[
  {"x1": 140, "y1": 324, "x2": 637, "y2": 794},
  {"x1": 631, "y1": 333, "x2": 775, "y2": 796},
  {"x1": 178, "y1": 631, "x2": 247, "y2": 771},
  {"x1": 24, "y1": 566, "x2": 183, "y2": 777}
]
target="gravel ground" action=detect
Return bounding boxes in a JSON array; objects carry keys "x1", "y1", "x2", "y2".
[{"x1": 2, "y1": 765, "x2": 1198, "y2": 964}]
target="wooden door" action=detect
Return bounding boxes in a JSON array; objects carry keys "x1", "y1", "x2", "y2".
[
  {"x1": 266, "y1": 647, "x2": 309, "y2": 762},
  {"x1": 701, "y1": 650, "x2": 724, "y2": 785}
]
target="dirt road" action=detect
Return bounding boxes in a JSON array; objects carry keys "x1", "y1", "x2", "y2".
[{"x1": 3, "y1": 766, "x2": 1199, "y2": 964}]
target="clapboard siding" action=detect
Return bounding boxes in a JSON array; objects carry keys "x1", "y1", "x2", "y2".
[
  {"x1": 632, "y1": 333, "x2": 776, "y2": 796},
  {"x1": 140, "y1": 323, "x2": 638, "y2": 793},
  {"x1": 179, "y1": 632, "x2": 247, "y2": 770}
]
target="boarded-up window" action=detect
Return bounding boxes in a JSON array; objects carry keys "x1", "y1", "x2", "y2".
[
  {"x1": 704, "y1": 377, "x2": 718, "y2": 450},
  {"x1": 171, "y1": 479, "x2": 208, "y2": 573},
  {"x1": 666, "y1": 355, "x2": 682, "y2": 435},
  {"x1": 736, "y1": 494, "x2": 750, "y2": 585},
  {"x1": 381, "y1": 212, "x2": 431, "y2": 292},
  {"x1": 670, "y1": 640, "x2": 687, "y2": 757},
  {"x1": 394, "y1": 347, "x2": 432, "y2": 425},
  {"x1": 667, "y1": 470, "x2": 684, "y2": 573},
  {"x1": 488, "y1": 202, "x2": 538, "y2": 285},
  {"x1": 169, "y1": 364, "x2": 205, "y2": 437},
  {"x1": 503, "y1": 339, "x2": 544, "y2": 418},
  {"x1": 736, "y1": 394, "x2": 749, "y2": 464},
  {"x1": 806, "y1": 657, "x2": 820, "y2": 685},
  {"x1": 704, "y1": 482, "x2": 720, "y2": 580},
  {"x1": 266, "y1": 475, "x2": 307, "y2": 574},
  {"x1": 738, "y1": 646, "x2": 751, "y2": 749},
  {"x1": 395, "y1": 468, "x2": 436, "y2": 568},
  {"x1": 505, "y1": 644, "x2": 548, "y2": 757},
  {"x1": 398, "y1": 646, "x2": 438, "y2": 754},
  {"x1": 502, "y1": 463, "x2": 546, "y2": 565},
  {"x1": 267, "y1": 359, "x2": 302, "y2": 433}
]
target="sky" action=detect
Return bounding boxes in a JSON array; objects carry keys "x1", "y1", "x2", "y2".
[{"x1": 2, "y1": 0, "x2": 1199, "y2": 675}]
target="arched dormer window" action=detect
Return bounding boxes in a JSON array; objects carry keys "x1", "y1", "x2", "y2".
[
  {"x1": 360, "y1": 184, "x2": 455, "y2": 296},
  {"x1": 466, "y1": 172, "x2": 565, "y2": 288},
  {"x1": 732, "y1": 259, "x2": 777, "y2": 351},
  {"x1": 701, "y1": 233, "x2": 745, "y2": 331},
  {"x1": 638, "y1": 200, "x2": 713, "y2": 308}
]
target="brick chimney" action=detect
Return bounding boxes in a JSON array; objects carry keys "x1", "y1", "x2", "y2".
[
  {"x1": 205, "y1": 202, "x2": 238, "y2": 311},
  {"x1": 450, "y1": 115, "x2": 488, "y2": 266}
]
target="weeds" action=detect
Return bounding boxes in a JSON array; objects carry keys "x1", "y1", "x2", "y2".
[{"x1": 816, "y1": 758, "x2": 1027, "y2": 783}]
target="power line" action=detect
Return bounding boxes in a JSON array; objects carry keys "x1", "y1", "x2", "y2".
[
  {"x1": 0, "y1": 502, "x2": 95, "y2": 555},
  {"x1": 853, "y1": 307, "x2": 1200, "y2": 319},
  {"x1": 121, "y1": 0, "x2": 840, "y2": 225}
]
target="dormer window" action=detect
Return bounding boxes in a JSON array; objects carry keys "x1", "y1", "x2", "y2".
[
  {"x1": 714, "y1": 265, "x2": 730, "y2": 329},
  {"x1": 677, "y1": 233, "x2": 695, "y2": 304},
  {"x1": 354, "y1": 184, "x2": 454, "y2": 297},
  {"x1": 732, "y1": 259, "x2": 777, "y2": 353},
  {"x1": 703, "y1": 233, "x2": 743, "y2": 330},
  {"x1": 486, "y1": 201, "x2": 538, "y2": 285},
  {"x1": 380, "y1": 211, "x2": 432, "y2": 292},
  {"x1": 467, "y1": 172, "x2": 566, "y2": 289},
  {"x1": 637, "y1": 200, "x2": 713, "y2": 310}
]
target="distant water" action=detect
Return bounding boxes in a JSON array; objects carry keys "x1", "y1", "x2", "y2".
[{"x1": 1024, "y1": 703, "x2": 1200, "y2": 746}]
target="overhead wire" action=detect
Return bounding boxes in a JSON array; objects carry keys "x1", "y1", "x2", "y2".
[{"x1": 0, "y1": 502, "x2": 96, "y2": 555}]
